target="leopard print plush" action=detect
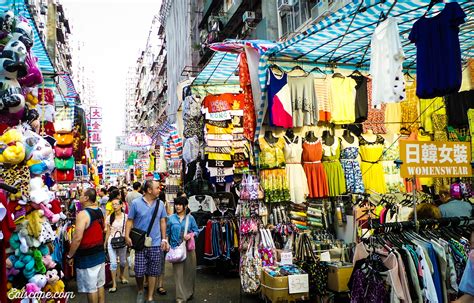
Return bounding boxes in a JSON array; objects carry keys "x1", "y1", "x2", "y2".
[{"x1": 0, "y1": 163, "x2": 30, "y2": 200}]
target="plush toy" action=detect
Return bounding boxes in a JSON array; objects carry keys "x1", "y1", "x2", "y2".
[
  {"x1": 0, "y1": 128, "x2": 25, "y2": 164},
  {"x1": 25, "y1": 87, "x2": 39, "y2": 106},
  {"x1": 29, "y1": 176, "x2": 50, "y2": 204},
  {"x1": 0, "y1": 37, "x2": 28, "y2": 114},
  {"x1": 0, "y1": 11, "x2": 14, "y2": 45},
  {"x1": 29, "y1": 274, "x2": 47, "y2": 289},
  {"x1": 18, "y1": 53, "x2": 42, "y2": 87},
  {"x1": 25, "y1": 209, "x2": 44, "y2": 238},
  {"x1": 44, "y1": 269, "x2": 64, "y2": 294},
  {"x1": 32, "y1": 249, "x2": 46, "y2": 274},
  {"x1": 42, "y1": 254, "x2": 56, "y2": 269},
  {"x1": 0, "y1": 162, "x2": 30, "y2": 202},
  {"x1": 6, "y1": 255, "x2": 20, "y2": 279},
  {"x1": 23, "y1": 130, "x2": 55, "y2": 175},
  {"x1": 12, "y1": 16, "x2": 34, "y2": 50},
  {"x1": 39, "y1": 220, "x2": 55, "y2": 244},
  {"x1": 13, "y1": 253, "x2": 35, "y2": 279}
]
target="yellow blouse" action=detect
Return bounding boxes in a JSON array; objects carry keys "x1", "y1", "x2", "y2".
[{"x1": 258, "y1": 137, "x2": 285, "y2": 169}]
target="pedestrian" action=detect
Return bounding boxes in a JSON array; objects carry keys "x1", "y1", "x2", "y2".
[
  {"x1": 454, "y1": 231, "x2": 474, "y2": 303},
  {"x1": 126, "y1": 182, "x2": 143, "y2": 205},
  {"x1": 105, "y1": 188, "x2": 120, "y2": 217},
  {"x1": 105, "y1": 198, "x2": 129, "y2": 293},
  {"x1": 98, "y1": 187, "x2": 108, "y2": 215},
  {"x1": 67, "y1": 188, "x2": 106, "y2": 303},
  {"x1": 166, "y1": 196, "x2": 199, "y2": 303},
  {"x1": 156, "y1": 189, "x2": 167, "y2": 296},
  {"x1": 120, "y1": 186, "x2": 129, "y2": 214},
  {"x1": 125, "y1": 180, "x2": 168, "y2": 303}
]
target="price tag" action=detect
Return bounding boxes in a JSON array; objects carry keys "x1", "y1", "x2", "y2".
[
  {"x1": 320, "y1": 251, "x2": 331, "y2": 262},
  {"x1": 288, "y1": 274, "x2": 309, "y2": 294},
  {"x1": 280, "y1": 251, "x2": 293, "y2": 265}
]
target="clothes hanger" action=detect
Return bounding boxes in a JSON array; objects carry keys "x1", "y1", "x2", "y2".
[
  {"x1": 309, "y1": 65, "x2": 326, "y2": 76},
  {"x1": 424, "y1": 0, "x2": 444, "y2": 17}
]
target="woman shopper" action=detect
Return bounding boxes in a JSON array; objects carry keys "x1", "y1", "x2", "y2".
[
  {"x1": 166, "y1": 197, "x2": 199, "y2": 303},
  {"x1": 105, "y1": 198, "x2": 129, "y2": 293}
]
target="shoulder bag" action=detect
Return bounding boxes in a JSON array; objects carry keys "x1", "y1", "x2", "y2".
[
  {"x1": 111, "y1": 214, "x2": 126, "y2": 249},
  {"x1": 165, "y1": 215, "x2": 189, "y2": 263},
  {"x1": 130, "y1": 200, "x2": 160, "y2": 251}
]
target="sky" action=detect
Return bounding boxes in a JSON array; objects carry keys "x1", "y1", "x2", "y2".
[{"x1": 60, "y1": 0, "x2": 162, "y2": 162}]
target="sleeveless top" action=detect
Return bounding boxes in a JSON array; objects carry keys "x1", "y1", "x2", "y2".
[{"x1": 75, "y1": 208, "x2": 105, "y2": 269}]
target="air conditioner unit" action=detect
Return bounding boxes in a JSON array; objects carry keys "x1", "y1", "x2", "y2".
[
  {"x1": 278, "y1": 0, "x2": 294, "y2": 12},
  {"x1": 311, "y1": 1, "x2": 329, "y2": 19},
  {"x1": 40, "y1": 4, "x2": 47, "y2": 15},
  {"x1": 243, "y1": 11, "x2": 256, "y2": 23}
]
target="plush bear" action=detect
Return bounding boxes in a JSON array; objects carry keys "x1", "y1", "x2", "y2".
[
  {"x1": 0, "y1": 128, "x2": 25, "y2": 164},
  {"x1": 12, "y1": 16, "x2": 34, "y2": 51},
  {"x1": 39, "y1": 220, "x2": 55, "y2": 244},
  {"x1": 0, "y1": 37, "x2": 28, "y2": 114}
]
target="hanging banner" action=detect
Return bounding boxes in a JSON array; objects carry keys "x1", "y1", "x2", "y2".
[
  {"x1": 400, "y1": 141, "x2": 472, "y2": 178},
  {"x1": 115, "y1": 136, "x2": 150, "y2": 152},
  {"x1": 89, "y1": 106, "x2": 102, "y2": 145}
]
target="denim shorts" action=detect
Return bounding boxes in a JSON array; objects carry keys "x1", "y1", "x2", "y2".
[{"x1": 76, "y1": 263, "x2": 105, "y2": 293}]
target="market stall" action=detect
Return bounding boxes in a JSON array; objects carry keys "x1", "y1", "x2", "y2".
[{"x1": 173, "y1": 0, "x2": 474, "y2": 301}]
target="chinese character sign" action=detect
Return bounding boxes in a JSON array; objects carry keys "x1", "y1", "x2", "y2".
[
  {"x1": 89, "y1": 107, "x2": 102, "y2": 144},
  {"x1": 400, "y1": 141, "x2": 472, "y2": 178}
]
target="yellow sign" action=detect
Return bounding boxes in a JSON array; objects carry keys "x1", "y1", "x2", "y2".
[{"x1": 399, "y1": 141, "x2": 472, "y2": 178}]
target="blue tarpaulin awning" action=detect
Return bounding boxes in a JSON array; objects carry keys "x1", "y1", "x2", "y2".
[{"x1": 253, "y1": 0, "x2": 474, "y2": 140}]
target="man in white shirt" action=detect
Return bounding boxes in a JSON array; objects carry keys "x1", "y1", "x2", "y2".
[{"x1": 126, "y1": 182, "x2": 142, "y2": 205}]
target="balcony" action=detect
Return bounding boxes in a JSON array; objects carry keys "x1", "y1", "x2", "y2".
[{"x1": 199, "y1": 0, "x2": 222, "y2": 29}]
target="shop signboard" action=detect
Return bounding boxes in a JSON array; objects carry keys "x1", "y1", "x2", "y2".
[
  {"x1": 115, "y1": 136, "x2": 150, "y2": 151},
  {"x1": 89, "y1": 106, "x2": 102, "y2": 145},
  {"x1": 89, "y1": 131, "x2": 102, "y2": 144},
  {"x1": 400, "y1": 141, "x2": 472, "y2": 178},
  {"x1": 126, "y1": 132, "x2": 152, "y2": 147}
]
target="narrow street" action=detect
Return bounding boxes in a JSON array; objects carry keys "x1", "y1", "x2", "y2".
[{"x1": 68, "y1": 263, "x2": 262, "y2": 303}]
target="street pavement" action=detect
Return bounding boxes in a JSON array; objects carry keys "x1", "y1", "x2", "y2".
[{"x1": 68, "y1": 263, "x2": 262, "y2": 303}]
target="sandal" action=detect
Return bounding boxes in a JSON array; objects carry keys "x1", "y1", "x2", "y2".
[
  {"x1": 109, "y1": 287, "x2": 117, "y2": 293},
  {"x1": 120, "y1": 278, "x2": 129, "y2": 284},
  {"x1": 157, "y1": 287, "x2": 167, "y2": 295}
]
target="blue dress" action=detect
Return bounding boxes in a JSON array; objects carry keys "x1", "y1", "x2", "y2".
[
  {"x1": 340, "y1": 140, "x2": 365, "y2": 194},
  {"x1": 409, "y1": 2, "x2": 466, "y2": 98}
]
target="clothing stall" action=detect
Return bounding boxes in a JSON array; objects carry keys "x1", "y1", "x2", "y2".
[{"x1": 175, "y1": 0, "x2": 474, "y2": 301}]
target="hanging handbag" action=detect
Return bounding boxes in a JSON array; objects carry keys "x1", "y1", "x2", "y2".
[
  {"x1": 258, "y1": 229, "x2": 276, "y2": 267},
  {"x1": 54, "y1": 133, "x2": 74, "y2": 146},
  {"x1": 166, "y1": 215, "x2": 189, "y2": 263},
  {"x1": 111, "y1": 215, "x2": 126, "y2": 249},
  {"x1": 54, "y1": 145, "x2": 73, "y2": 158},
  {"x1": 53, "y1": 169, "x2": 75, "y2": 182},
  {"x1": 186, "y1": 231, "x2": 195, "y2": 251},
  {"x1": 130, "y1": 200, "x2": 160, "y2": 251},
  {"x1": 295, "y1": 233, "x2": 328, "y2": 297},
  {"x1": 54, "y1": 157, "x2": 74, "y2": 170},
  {"x1": 240, "y1": 236, "x2": 262, "y2": 293}
]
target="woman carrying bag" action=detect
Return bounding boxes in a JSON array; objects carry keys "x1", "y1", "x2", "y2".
[
  {"x1": 105, "y1": 199, "x2": 129, "y2": 293},
  {"x1": 166, "y1": 197, "x2": 199, "y2": 303}
]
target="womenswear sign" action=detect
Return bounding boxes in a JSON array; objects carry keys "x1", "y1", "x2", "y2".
[{"x1": 400, "y1": 141, "x2": 472, "y2": 177}]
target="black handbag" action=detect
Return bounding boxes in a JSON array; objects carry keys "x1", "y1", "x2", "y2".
[
  {"x1": 130, "y1": 200, "x2": 160, "y2": 251},
  {"x1": 111, "y1": 214, "x2": 126, "y2": 249}
]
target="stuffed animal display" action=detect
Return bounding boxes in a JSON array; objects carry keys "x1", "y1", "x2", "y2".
[{"x1": 0, "y1": 11, "x2": 67, "y2": 300}]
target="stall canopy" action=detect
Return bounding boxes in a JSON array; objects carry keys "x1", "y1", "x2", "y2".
[
  {"x1": 192, "y1": 51, "x2": 240, "y2": 87},
  {"x1": 253, "y1": 0, "x2": 474, "y2": 140}
]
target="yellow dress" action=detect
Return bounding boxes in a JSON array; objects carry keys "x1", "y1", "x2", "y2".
[
  {"x1": 420, "y1": 97, "x2": 446, "y2": 134},
  {"x1": 384, "y1": 103, "x2": 401, "y2": 134},
  {"x1": 258, "y1": 137, "x2": 290, "y2": 203},
  {"x1": 329, "y1": 77, "x2": 357, "y2": 124},
  {"x1": 359, "y1": 135, "x2": 386, "y2": 194}
]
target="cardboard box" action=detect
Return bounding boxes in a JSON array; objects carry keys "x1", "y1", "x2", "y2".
[
  {"x1": 261, "y1": 269, "x2": 309, "y2": 303},
  {"x1": 327, "y1": 263, "x2": 353, "y2": 292}
]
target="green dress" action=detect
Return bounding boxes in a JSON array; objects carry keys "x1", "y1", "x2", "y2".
[{"x1": 322, "y1": 138, "x2": 346, "y2": 196}]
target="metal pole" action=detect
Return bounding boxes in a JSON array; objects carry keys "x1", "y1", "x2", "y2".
[{"x1": 412, "y1": 177, "x2": 418, "y2": 232}]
